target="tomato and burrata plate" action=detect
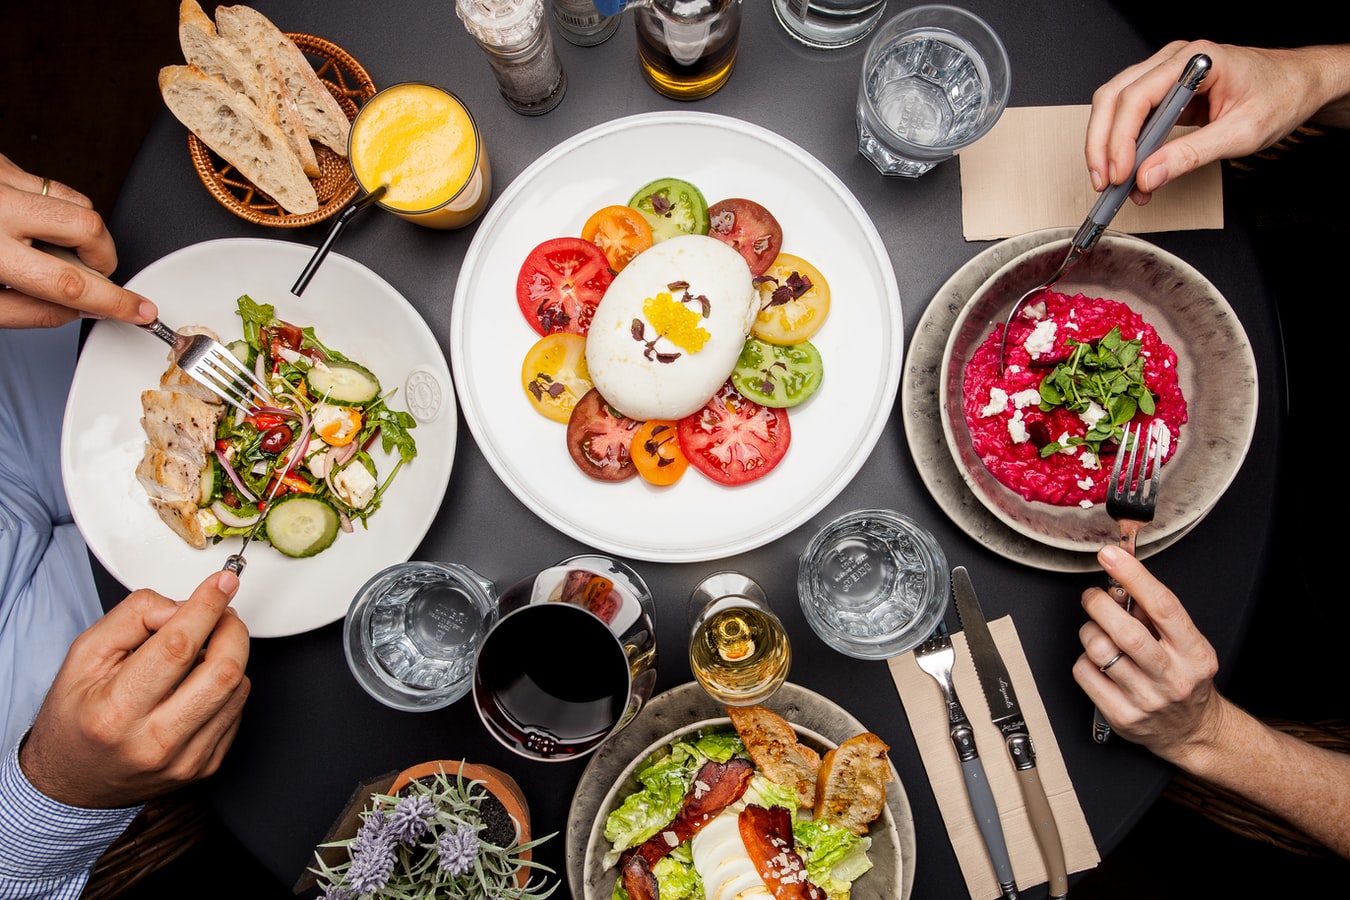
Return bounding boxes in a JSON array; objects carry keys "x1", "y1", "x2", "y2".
[
  {"x1": 517, "y1": 178, "x2": 829, "y2": 488},
  {"x1": 963, "y1": 290, "x2": 1188, "y2": 507}
]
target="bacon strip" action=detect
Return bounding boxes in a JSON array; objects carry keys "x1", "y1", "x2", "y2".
[
  {"x1": 738, "y1": 804, "x2": 825, "y2": 900},
  {"x1": 621, "y1": 757, "x2": 756, "y2": 870},
  {"x1": 620, "y1": 854, "x2": 660, "y2": 900}
]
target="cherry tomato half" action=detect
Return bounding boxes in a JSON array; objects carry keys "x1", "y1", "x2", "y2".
[
  {"x1": 516, "y1": 237, "x2": 615, "y2": 336},
  {"x1": 752, "y1": 253, "x2": 831, "y2": 345},
  {"x1": 521, "y1": 333, "x2": 593, "y2": 424},
  {"x1": 630, "y1": 419, "x2": 689, "y2": 486},
  {"x1": 566, "y1": 389, "x2": 642, "y2": 482},
  {"x1": 707, "y1": 198, "x2": 784, "y2": 277},
  {"x1": 677, "y1": 382, "x2": 791, "y2": 486},
  {"x1": 730, "y1": 337, "x2": 823, "y2": 408},
  {"x1": 581, "y1": 205, "x2": 654, "y2": 273},
  {"x1": 628, "y1": 177, "x2": 710, "y2": 243}
]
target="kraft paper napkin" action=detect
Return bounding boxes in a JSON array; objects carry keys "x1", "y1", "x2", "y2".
[
  {"x1": 957, "y1": 105, "x2": 1224, "y2": 241},
  {"x1": 888, "y1": 617, "x2": 1100, "y2": 899}
]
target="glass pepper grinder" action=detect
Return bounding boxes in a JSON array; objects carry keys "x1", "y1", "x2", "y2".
[
  {"x1": 551, "y1": 0, "x2": 621, "y2": 46},
  {"x1": 456, "y1": 0, "x2": 567, "y2": 115}
]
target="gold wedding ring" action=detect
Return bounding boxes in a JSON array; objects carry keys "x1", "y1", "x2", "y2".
[
  {"x1": 1100, "y1": 651, "x2": 1124, "y2": 672},
  {"x1": 39, "y1": 177, "x2": 50, "y2": 196}
]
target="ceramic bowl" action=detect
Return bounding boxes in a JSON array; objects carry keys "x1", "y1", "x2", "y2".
[{"x1": 938, "y1": 230, "x2": 1258, "y2": 553}]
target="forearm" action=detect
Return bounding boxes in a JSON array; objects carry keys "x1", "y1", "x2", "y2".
[
  {"x1": 1168, "y1": 697, "x2": 1350, "y2": 859},
  {"x1": 1290, "y1": 44, "x2": 1350, "y2": 128}
]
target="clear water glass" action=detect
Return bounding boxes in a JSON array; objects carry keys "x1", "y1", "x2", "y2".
[
  {"x1": 771, "y1": 0, "x2": 888, "y2": 50},
  {"x1": 797, "y1": 509, "x2": 949, "y2": 659},
  {"x1": 344, "y1": 561, "x2": 498, "y2": 711},
  {"x1": 856, "y1": 4, "x2": 1009, "y2": 176}
]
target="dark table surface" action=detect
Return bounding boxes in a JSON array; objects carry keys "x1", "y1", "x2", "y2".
[{"x1": 97, "y1": 2, "x2": 1285, "y2": 898}]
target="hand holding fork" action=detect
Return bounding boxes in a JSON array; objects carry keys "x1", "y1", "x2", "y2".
[{"x1": 1093, "y1": 420, "x2": 1165, "y2": 743}]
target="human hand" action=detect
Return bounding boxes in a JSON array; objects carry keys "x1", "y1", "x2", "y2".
[
  {"x1": 0, "y1": 151, "x2": 156, "y2": 328},
  {"x1": 17, "y1": 570, "x2": 251, "y2": 809},
  {"x1": 1072, "y1": 545, "x2": 1226, "y2": 766},
  {"x1": 1085, "y1": 40, "x2": 1350, "y2": 205}
]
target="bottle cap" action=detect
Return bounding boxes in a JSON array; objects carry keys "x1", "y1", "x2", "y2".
[{"x1": 591, "y1": 0, "x2": 627, "y2": 15}]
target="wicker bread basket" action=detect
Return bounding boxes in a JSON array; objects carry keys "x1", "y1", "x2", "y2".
[{"x1": 186, "y1": 33, "x2": 376, "y2": 228}]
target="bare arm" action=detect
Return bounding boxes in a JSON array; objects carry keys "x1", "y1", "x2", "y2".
[
  {"x1": 1074, "y1": 545, "x2": 1350, "y2": 858},
  {"x1": 0, "y1": 151, "x2": 156, "y2": 328},
  {"x1": 1085, "y1": 41, "x2": 1350, "y2": 204}
]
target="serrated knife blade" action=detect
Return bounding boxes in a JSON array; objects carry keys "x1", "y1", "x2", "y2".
[{"x1": 952, "y1": 565, "x2": 1069, "y2": 900}]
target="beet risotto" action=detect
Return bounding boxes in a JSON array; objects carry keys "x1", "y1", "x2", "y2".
[{"x1": 963, "y1": 290, "x2": 1187, "y2": 507}]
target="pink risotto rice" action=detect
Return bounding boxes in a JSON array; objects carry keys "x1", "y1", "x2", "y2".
[{"x1": 963, "y1": 291, "x2": 1187, "y2": 507}]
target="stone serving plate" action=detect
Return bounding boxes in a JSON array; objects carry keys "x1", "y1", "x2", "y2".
[
  {"x1": 565, "y1": 681, "x2": 915, "y2": 900},
  {"x1": 937, "y1": 228, "x2": 1258, "y2": 554}
]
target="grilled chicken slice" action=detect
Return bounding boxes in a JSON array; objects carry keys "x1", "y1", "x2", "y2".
[
  {"x1": 135, "y1": 445, "x2": 211, "y2": 504},
  {"x1": 726, "y1": 705, "x2": 822, "y2": 810},
  {"x1": 140, "y1": 389, "x2": 220, "y2": 470}
]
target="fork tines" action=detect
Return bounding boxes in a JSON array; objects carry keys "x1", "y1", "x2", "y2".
[
  {"x1": 188, "y1": 340, "x2": 272, "y2": 414},
  {"x1": 1107, "y1": 421, "x2": 1165, "y2": 514}
]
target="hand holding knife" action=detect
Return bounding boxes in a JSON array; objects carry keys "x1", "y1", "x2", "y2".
[{"x1": 953, "y1": 566, "x2": 1069, "y2": 900}]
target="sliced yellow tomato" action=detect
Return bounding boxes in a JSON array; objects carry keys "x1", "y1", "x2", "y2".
[
  {"x1": 752, "y1": 253, "x2": 830, "y2": 345},
  {"x1": 521, "y1": 333, "x2": 593, "y2": 424},
  {"x1": 581, "y1": 205, "x2": 654, "y2": 272},
  {"x1": 630, "y1": 419, "x2": 688, "y2": 486}
]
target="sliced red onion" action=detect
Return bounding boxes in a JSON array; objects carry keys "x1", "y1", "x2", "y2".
[
  {"x1": 214, "y1": 447, "x2": 257, "y2": 503},
  {"x1": 210, "y1": 500, "x2": 261, "y2": 529}
]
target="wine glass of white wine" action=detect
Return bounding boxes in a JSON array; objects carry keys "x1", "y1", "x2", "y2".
[{"x1": 688, "y1": 571, "x2": 791, "y2": 705}]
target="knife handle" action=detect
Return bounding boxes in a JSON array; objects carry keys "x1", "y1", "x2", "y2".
[
  {"x1": 1014, "y1": 762, "x2": 1069, "y2": 900},
  {"x1": 960, "y1": 756, "x2": 1020, "y2": 898}
]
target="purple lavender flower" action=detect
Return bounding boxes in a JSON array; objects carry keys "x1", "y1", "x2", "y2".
[
  {"x1": 389, "y1": 793, "x2": 436, "y2": 844},
  {"x1": 320, "y1": 886, "x2": 354, "y2": 900},
  {"x1": 353, "y1": 809, "x2": 392, "y2": 854},
  {"x1": 437, "y1": 822, "x2": 480, "y2": 877},
  {"x1": 346, "y1": 840, "x2": 396, "y2": 895}
]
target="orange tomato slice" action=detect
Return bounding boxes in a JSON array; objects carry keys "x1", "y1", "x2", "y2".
[
  {"x1": 630, "y1": 419, "x2": 688, "y2": 486},
  {"x1": 581, "y1": 205, "x2": 654, "y2": 272}
]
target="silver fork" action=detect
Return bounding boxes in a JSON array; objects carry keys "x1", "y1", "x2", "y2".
[
  {"x1": 914, "y1": 623, "x2": 1020, "y2": 900},
  {"x1": 1093, "y1": 419, "x2": 1165, "y2": 743},
  {"x1": 141, "y1": 319, "x2": 271, "y2": 414}
]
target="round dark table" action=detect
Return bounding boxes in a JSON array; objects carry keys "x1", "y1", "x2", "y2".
[{"x1": 98, "y1": 2, "x2": 1285, "y2": 898}]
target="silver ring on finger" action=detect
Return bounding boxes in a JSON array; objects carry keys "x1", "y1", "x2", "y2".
[{"x1": 1100, "y1": 650, "x2": 1125, "y2": 672}]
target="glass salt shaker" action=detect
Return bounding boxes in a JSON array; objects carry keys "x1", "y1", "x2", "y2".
[
  {"x1": 550, "y1": 0, "x2": 620, "y2": 46},
  {"x1": 456, "y1": 0, "x2": 567, "y2": 115}
]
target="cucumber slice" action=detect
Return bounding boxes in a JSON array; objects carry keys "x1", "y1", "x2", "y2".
[
  {"x1": 264, "y1": 495, "x2": 340, "y2": 558},
  {"x1": 308, "y1": 360, "x2": 381, "y2": 404},
  {"x1": 227, "y1": 339, "x2": 251, "y2": 366}
]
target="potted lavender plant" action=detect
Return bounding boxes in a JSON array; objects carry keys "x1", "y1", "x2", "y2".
[{"x1": 310, "y1": 760, "x2": 556, "y2": 899}]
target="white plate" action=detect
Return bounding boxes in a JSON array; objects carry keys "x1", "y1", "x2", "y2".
[
  {"x1": 451, "y1": 112, "x2": 903, "y2": 563},
  {"x1": 565, "y1": 682, "x2": 915, "y2": 900},
  {"x1": 61, "y1": 238, "x2": 456, "y2": 638}
]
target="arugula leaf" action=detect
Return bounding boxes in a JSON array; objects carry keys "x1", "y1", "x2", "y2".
[
  {"x1": 235, "y1": 294, "x2": 275, "y2": 352},
  {"x1": 1037, "y1": 326, "x2": 1154, "y2": 457}
]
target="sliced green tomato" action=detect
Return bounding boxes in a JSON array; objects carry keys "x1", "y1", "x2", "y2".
[
  {"x1": 730, "y1": 337, "x2": 824, "y2": 408},
  {"x1": 264, "y1": 494, "x2": 340, "y2": 558},
  {"x1": 307, "y1": 359, "x2": 381, "y2": 405},
  {"x1": 627, "y1": 177, "x2": 709, "y2": 242}
]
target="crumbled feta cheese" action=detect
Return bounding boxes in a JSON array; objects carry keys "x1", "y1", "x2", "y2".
[
  {"x1": 1023, "y1": 319, "x2": 1058, "y2": 359},
  {"x1": 1080, "y1": 450, "x2": 1100, "y2": 470},
  {"x1": 1078, "y1": 400, "x2": 1107, "y2": 430},
  {"x1": 981, "y1": 387, "x2": 1009, "y2": 417},
  {"x1": 1079, "y1": 499, "x2": 1095, "y2": 509},
  {"x1": 333, "y1": 462, "x2": 377, "y2": 509},
  {"x1": 1011, "y1": 388, "x2": 1042, "y2": 409},
  {"x1": 1020, "y1": 298, "x2": 1047, "y2": 321},
  {"x1": 1077, "y1": 476, "x2": 1095, "y2": 490},
  {"x1": 1056, "y1": 431, "x2": 1077, "y2": 454},
  {"x1": 1007, "y1": 412, "x2": 1029, "y2": 444}
]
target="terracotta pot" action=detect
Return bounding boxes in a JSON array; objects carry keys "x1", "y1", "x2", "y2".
[{"x1": 390, "y1": 760, "x2": 533, "y2": 884}]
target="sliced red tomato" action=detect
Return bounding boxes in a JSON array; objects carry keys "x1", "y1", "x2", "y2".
[
  {"x1": 707, "y1": 198, "x2": 783, "y2": 276},
  {"x1": 566, "y1": 389, "x2": 641, "y2": 482},
  {"x1": 677, "y1": 382, "x2": 791, "y2": 486},
  {"x1": 516, "y1": 237, "x2": 615, "y2": 336},
  {"x1": 752, "y1": 252, "x2": 830, "y2": 345},
  {"x1": 581, "y1": 205, "x2": 654, "y2": 273},
  {"x1": 630, "y1": 419, "x2": 688, "y2": 486},
  {"x1": 521, "y1": 332, "x2": 592, "y2": 424}
]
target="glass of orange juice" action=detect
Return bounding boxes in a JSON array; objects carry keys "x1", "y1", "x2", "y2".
[{"x1": 348, "y1": 82, "x2": 492, "y2": 230}]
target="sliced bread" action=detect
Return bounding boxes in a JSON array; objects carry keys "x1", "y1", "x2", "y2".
[
  {"x1": 813, "y1": 732, "x2": 891, "y2": 835},
  {"x1": 159, "y1": 63, "x2": 319, "y2": 214},
  {"x1": 214, "y1": 4, "x2": 351, "y2": 156}
]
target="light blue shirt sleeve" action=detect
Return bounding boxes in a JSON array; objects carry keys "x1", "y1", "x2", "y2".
[{"x1": 0, "y1": 743, "x2": 141, "y2": 900}]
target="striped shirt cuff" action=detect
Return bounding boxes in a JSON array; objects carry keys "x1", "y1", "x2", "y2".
[{"x1": 0, "y1": 742, "x2": 142, "y2": 899}]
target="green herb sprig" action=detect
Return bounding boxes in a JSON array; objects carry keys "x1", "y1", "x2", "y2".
[{"x1": 1036, "y1": 327, "x2": 1155, "y2": 457}]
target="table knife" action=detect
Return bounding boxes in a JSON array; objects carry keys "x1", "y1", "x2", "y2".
[{"x1": 952, "y1": 566, "x2": 1069, "y2": 900}]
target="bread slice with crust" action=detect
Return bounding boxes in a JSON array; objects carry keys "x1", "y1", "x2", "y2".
[
  {"x1": 725, "y1": 704, "x2": 822, "y2": 810},
  {"x1": 214, "y1": 4, "x2": 351, "y2": 157},
  {"x1": 159, "y1": 63, "x2": 319, "y2": 214},
  {"x1": 178, "y1": 0, "x2": 319, "y2": 178},
  {"x1": 814, "y1": 732, "x2": 892, "y2": 835}
]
